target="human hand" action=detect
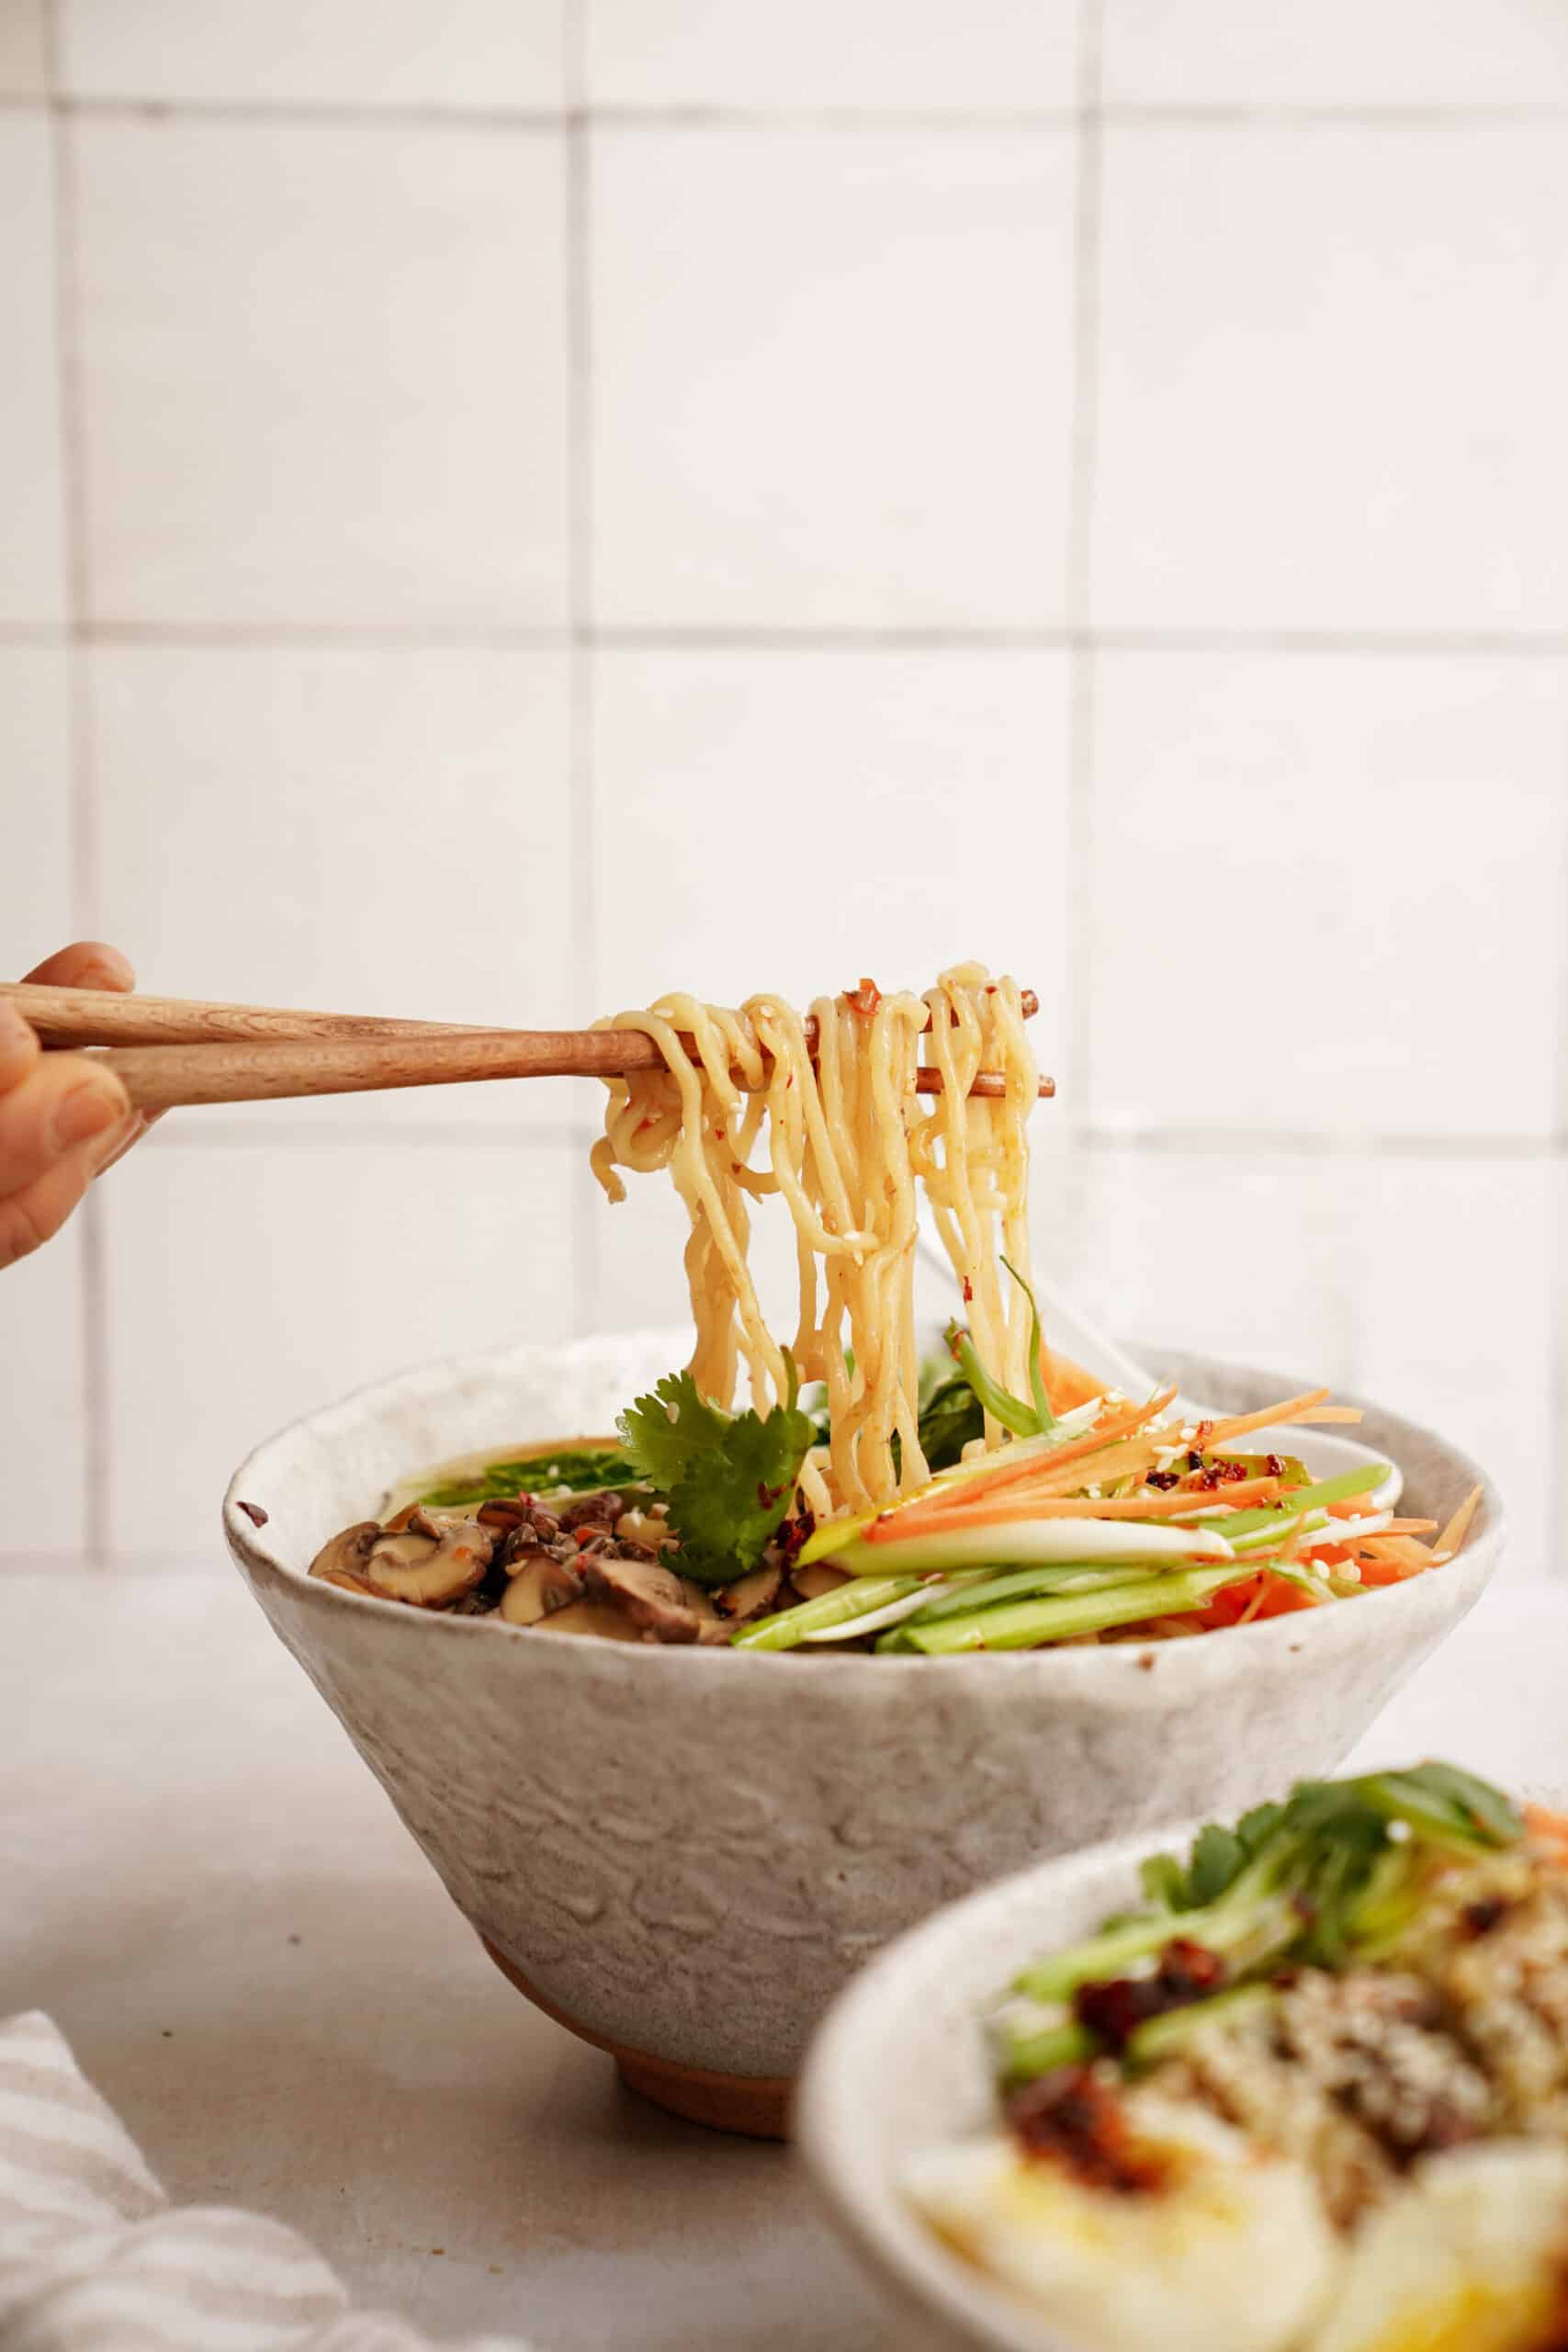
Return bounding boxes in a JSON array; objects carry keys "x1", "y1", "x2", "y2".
[{"x1": 1, "y1": 942, "x2": 141, "y2": 1270}]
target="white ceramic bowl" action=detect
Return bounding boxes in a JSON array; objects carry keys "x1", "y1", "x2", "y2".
[
  {"x1": 797, "y1": 1726, "x2": 1537, "y2": 2352},
  {"x1": 223, "y1": 1330, "x2": 1500, "y2": 2136}
]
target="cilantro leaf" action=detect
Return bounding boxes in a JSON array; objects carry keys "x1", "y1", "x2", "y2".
[
  {"x1": 617, "y1": 1368, "x2": 813, "y2": 1588},
  {"x1": 1186, "y1": 1824, "x2": 1248, "y2": 1907},
  {"x1": 918, "y1": 1374, "x2": 985, "y2": 1471},
  {"x1": 617, "y1": 1373, "x2": 728, "y2": 1494}
]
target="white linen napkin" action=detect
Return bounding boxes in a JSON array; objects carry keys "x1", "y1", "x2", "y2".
[{"x1": 0, "y1": 2013, "x2": 535, "y2": 2352}]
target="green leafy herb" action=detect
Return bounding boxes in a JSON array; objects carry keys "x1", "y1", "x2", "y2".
[
  {"x1": 617, "y1": 1358, "x2": 813, "y2": 1588},
  {"x1": 916, "y1": 1374, "x2": 986, "y2": 1470},
  {"x1": 1001, "y1": 1760, "x2": 1525, "y2": 2081},
  {"x1": 418, "y1": 1443, "x2": 640, "y2": 1509}
]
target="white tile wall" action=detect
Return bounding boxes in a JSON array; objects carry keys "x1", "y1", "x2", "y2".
[
  {"x1": 59, "y1": 0, "x2": 565, "y2": 109},
  {"x1": 591, "y1": 648, "x2": 1072, "y2": 1027},
  {"x1": 3, "y1": 3, "x2": 1566, "y2": 1574},
  {"x1": 0, "y1": 646, "x2": 87, "y2": 1555},
  {"x1": 102, "y1": 1134, "x2": 579, "y2": 1557},
  {"x1": 0, "y1": 109, "x2": 65, "y2": 624},
  {"x1": 586, "y1": 0, "x2": 1077, "y2": 110},
  {"x1": 1347, "y1": 1156, "x2": 1560, "y2": 1576},
  {"x1": 1094, "y1": 124, "x2": 1568, "y2": 634},
  {"x1": 73, "y1": 115, "x2": 569, "y2": 627},
  {"x1": 86, "y1": 644, "x2": 578, "y2": 1125},
  {"x1": 0, "y1": 0, "x2": 47, "y2": 97},
  {"x1": 1100, "y1": 0, "x2": 1568, "y2": 107},
  {"x1": 1087, "y1": 650, "x2": 1568, "y2": 1139},
  {"x1": 0, "y1": 645, "x2": 73, "y2": 960},
  {"x1": 1070, "y1": 1146, "x2": 1352, "y2": 1391},
  {"x1": 591, "y1": 128, "x2": 1075, "y2": 628}
]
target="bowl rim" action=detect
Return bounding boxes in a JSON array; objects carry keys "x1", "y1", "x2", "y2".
[
  {"x1": 224, "y1": 1328, "x2": 1504, "y2": 1687},
  {"x1": 794, "y1": 1814, "x2": 1223, "y2": 2352}
]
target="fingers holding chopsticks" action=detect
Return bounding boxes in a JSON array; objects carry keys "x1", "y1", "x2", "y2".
[
  {"x1": 22, "y1": 939, "x2": 138, "y2": 995},
  {"x1": 0, "y1": 943, "x2": 142, "y2": 1271}
]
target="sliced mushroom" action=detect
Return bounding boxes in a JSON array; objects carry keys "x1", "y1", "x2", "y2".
[
  {"x1": 316, "y1": 1566, "x2": 380, "y2": 1596},
  {"x1": 677, "y1": 1577, "x2": 722, "y2": 1621},
  {"x1": 498, "y1": 1553, "x2": 585, "y2": 1626},
  {"x1": 363, "y1": 1509, "x2": 494, "y2": 1608},
  {"x1": 714, "y1": 1562, "x2": 783, "y2": 1624},
  {"x1": 559, "y1": 1488, "x2": 626, "y2": 1532},
  {"x1": 580, "y1": 1552, "x2": 704, "y2": 1643},
  {"x1": 310, "y1": 1521, "x2": 380, "y2": 1583},
  {"x1": 531, "y1": 1599, "x2": 644, "y2": 1643},
  {"x1": 789, "y1": 1561, "x2": 851, "y2": 1602}
]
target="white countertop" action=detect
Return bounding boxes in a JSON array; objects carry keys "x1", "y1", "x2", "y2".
[{"x1": 3, "y1": 1567, "x2": 1565, "y2": 2348}]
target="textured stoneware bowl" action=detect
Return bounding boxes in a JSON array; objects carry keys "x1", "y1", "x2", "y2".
[{"x1": 223, "y1": 1330, "x2": 1500, "y2": 2140}]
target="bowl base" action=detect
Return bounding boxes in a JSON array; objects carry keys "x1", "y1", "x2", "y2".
[{"x1": 479, "y1": 1936, "x2": 793, "y2": 2141}]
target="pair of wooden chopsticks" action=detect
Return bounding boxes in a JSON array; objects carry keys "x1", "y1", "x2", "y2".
[{"x1": 2, "y1": 984, "x2": 1055, "y2": 1113}]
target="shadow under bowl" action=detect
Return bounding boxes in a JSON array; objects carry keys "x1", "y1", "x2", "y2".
[{"x1": 223, "y1": 1329, "x2": 1501, "y2": 2140}]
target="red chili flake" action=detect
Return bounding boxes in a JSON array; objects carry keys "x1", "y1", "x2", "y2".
[
  {"x1": 713, "y1": 1126, "x2": 725, "y2": 1141},
  {"x1": 1160, "y1": 1938, "x2": 1226, "y2": 1996},
  {"x1": 235, "y1": 1499, "x2": 268, "y2": 1527},
  {"x1": 845, "y1": 977, "x2": 882, "y2": 1017},
  {"x1": 1073, "y1": 1975, "x2": 1167, "y2": 2050},
  {"x1": 962, "y1": 1276, "x2": 974, "y2": 1303},
  {"x1": 1073, "y1": 1939, "x2": 1225, "y2": 2052},
  {"x1": 785, "y1": 1073, "x2": 795, "y2": 1089},
  {"x1": 757, "y1": 1481, "x2": 784, "y2": 1511},
  {"x1": 1192, "y1": 1419, "x2": 1214, "y2": 1449},
  {"x1": 1265, "y1": 1453, "x2": 1284, "y2": 1478},
  {"x1": 776, "y1": 1511, "x2": 813, "y2": 1562},
  {"x1": 1008, "y1": 2068, "x2": 1165, "y2": 2196},
  {"x1": 1146, "y1": 1470, "x2": 1179, "y2": 1491}
]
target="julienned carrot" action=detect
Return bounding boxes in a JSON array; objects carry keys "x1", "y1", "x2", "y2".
[
  {"x1": 1432, "y1": 1485, "x2": 1483, "y2": 1562},
  {"x1": 860, "y1": 1388, "x2": 1179, "y2": 1542},
  {"x1": 1525, "y1": 1804, "x2": 1568, "y2": 1855},
  {"x1": 1195, "y1": 1569, "x2": 1319, "y2": 1629},
  {"x1": 964, "y1": 1385, "x2": 1178, "y2": 1496},
  {"x1": 866, "y1": 1476, "x2": 1283, "y2": 1532},
  {"x1": 1192, "y1": 1390, "x2": 1330, "y2": 1447},
  {"x1": 1354, "y1": 1552, "x2": 1424, "y2": 1588}
]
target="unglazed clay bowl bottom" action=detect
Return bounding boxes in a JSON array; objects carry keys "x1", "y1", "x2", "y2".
[{"x1": 223, "y1": 1331, "x2": 1501, "y2": 2139}]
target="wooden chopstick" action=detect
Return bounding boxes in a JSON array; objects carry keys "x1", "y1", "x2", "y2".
[
  {"x1": 1, "y1": 982, "x2": 480, "y2": 1047},
  {"x1": 5, "y1": 980, "x2": 1041, "y2": 1052},
  {"x1": 2, "y1": 983, "x2": 1055, "y2": 1114}
]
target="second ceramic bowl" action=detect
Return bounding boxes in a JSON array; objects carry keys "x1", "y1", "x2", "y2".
[{"x1": 223, "y1": 1329, "x2": 1500, "y2": 2136}]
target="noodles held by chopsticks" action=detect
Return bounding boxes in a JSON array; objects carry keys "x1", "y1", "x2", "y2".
[{"x1": 590, "y1": 965, "x2": 1039, "y2": 1517}]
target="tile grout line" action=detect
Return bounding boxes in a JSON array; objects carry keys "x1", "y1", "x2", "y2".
[
  {"x1": 1063, "y1": 0, "x2": 1103, "y2": 1211},
  {"x1": 1551, "y1": 703, "x2": 1568, "y2": 1560},
  {"x1": 8, "y1": 93, "x2": 1568, "y2": 130},
  {"x1": 6, "y1": 622, "x2": 1566, "y2": 655},
  {"x1": 42, "y1": 1, "x2": 111, "y2": 1570},
  {"x1": 565, "y1": 0, "x2": 599, "y2": 1336}
]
